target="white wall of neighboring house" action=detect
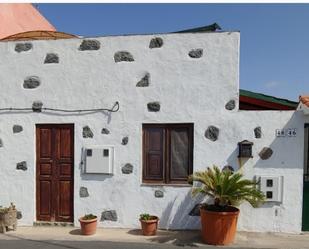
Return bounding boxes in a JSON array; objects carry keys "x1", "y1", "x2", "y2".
[{"x1": 0, "y1": 31, "x2": 305, "y2": 233}]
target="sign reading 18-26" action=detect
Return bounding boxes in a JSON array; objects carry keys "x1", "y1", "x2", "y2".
[{"x1": 276, "y1": 128, "x2": 297, "y2": 137}]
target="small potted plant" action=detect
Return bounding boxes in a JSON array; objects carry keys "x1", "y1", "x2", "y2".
[
  {"x1": 139, "y1": 213, "x2": 159, "y2": 236},
  {"x1": 79, "y1": 214, "x2": 97, "y2": 235},
  {"x1": 189, "y1": 166, "x2": 265, "y2": 245}
]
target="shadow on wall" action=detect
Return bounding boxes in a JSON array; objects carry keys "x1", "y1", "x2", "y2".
[
  {"x1": 254, "y1": 111, "x2": 304, "y2": 170},
  {"x1": 159, "y1": 190, "x2": 203, "y2": 230}
]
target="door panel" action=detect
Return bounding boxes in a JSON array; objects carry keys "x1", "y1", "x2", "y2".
[
  {"x1": 303, "y1": 125, "x2": 309, "y2": 231},
  {"x1": 36, "y1": 124, "x2": 74, "y2": 222}
]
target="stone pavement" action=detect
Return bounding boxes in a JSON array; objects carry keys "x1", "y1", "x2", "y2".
[{"x1": 0, "y1": 227, "x2": 308, "y2": 249}]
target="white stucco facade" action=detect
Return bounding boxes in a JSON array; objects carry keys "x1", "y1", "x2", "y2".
[{"x1": 0, "y1": 31, "x2": 306, "y2": 233}]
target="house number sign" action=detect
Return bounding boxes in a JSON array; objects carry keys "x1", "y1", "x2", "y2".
[{"x1": 276, "y1": 128, "x2": 297, "y2": 137}]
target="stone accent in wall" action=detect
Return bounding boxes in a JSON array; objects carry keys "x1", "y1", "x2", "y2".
[
  {"x1": 16, "y1": 161, "x2": 27, "y2": 171},
  {"x1": 101, "y1": 210, "x2": 117, "y2": 221},
  {"x1": 121, "y1": 136, "x2": 128, "y2": 145},
  {"x1": 114, "y1": 51, "x2": 134, "y2": 62},
  {"x1": 147, "y1": 102, "x2": 160, "y2": 112},
  {"x1": 154, "y1": 190, "x2": 164, "y2": 198},
  {"x1": 32, "y1": 101, "x2": 43, "y2": 112},
  {"x1": 44, "y1": 53, "x2": 59, "y2": 64},
  {"x1": 0, "y1": 139, "x2": 3, "y2": 148},
  {"x1": 188, "y1": 49, "x2": 203, "y2": 58},
  {"x1": 79, "y1": 40, "x2": 100, "y2": 51},
  {"x1": 136, "y1": 73, "x2": 150, "y2": 87},
  {"x1": 205, "y1": 126, "x2": 219, "y2": 141},
  {"x1": 79, "y1": 187, "x2": 89, "y2": 198},
  {"x1": 149, "y1": 37, "x2": 163, "y2": 48},
  {"x1": 15, "y1": 43, "x2": 32, "y2": 53},
  {"x1": 259, "y1": 147, "x2": 273, "y2": 160},
  {"x1": 23, "y1": 76, "x2": 40, "y2": 89},
  {"x1": 225, "y1": 100, "x2": 236, "y2": 110},
  {"x1": 13, "y1": 125, "x2": 23, "y2": 133},
  {"x1": 222, "y1": 165, "x2": 234, "y2": 173},
  {"x1": 189, "y1": 204, "x2": 202, "y2": 216},
  {"x1": 121, "y1": 163, "x2": 133, "y2": 174},
  {"x1": 16, "y1": 211, "x2": 22, "y2": 219},
  {"x1": 101, "y1": 128, "x2": 110, "y2": 134},
  {"x1": 254, "y1": 127, "x2": 262, "y2": 139},
  {"x1": 83, "y1": 126, "x2": 94, "y2": 138}
]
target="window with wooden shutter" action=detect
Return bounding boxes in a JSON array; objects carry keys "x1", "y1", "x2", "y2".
[{"x1": 143, "y1": 124, "x2": 193, "y2": 184}]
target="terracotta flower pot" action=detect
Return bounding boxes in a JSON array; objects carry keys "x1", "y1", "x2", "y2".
[
  {"x1": 140, "y1": 216, "x2": 159, "y2": 236},
  {"x1": 79, "y1": 217, "x2": 97, "y2": 235},
  {"x1": 200, "y1": 207, "x2": 239, "y2": 245}
]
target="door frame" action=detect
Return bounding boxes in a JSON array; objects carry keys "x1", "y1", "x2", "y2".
[{"x1": 35, "y1": 123, "x2": 75, "y2": 222}]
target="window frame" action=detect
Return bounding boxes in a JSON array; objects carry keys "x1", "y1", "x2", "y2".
[{"x1": 142, "y1": 123, "x2": 194, "y2": 185}]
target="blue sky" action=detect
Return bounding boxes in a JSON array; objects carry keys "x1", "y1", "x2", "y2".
[{"x1": 37, "y1": 3, "x2": 309, "y2": 101}]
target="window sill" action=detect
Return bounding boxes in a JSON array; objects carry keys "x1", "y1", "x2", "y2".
[{"x1": 141, "y1": 183, "x2": 191, "y2": 187}]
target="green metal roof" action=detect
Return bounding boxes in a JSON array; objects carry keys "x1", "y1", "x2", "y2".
[{"x1": 240, "y1": 89, "x2": 298, "y2": 108}]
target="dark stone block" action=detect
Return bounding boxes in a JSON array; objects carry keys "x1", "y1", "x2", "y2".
[
  {"x1": 23, "y1": 76, "x2": 40, "y2": 89},
  {"x1": 189, "y1": 204, "x2": 202, "y2": 216},
  {"x1": 101, "y1": 128, "x2": 110, "y2": 134},
  {"x1": 188, "y1": 49, "x2": 203, "y2": 58},
  {"x1": 32, "y1": 101, "x2": 43, "y2": 112},
  {"x1": 122, "y1": 163, "x2": 133, "y2": 174},
  {"x1": 147, "y1": 102, "x2": 160, "y2": 112},
  {"x1": 17, "y1": 211, "x2": 22, "y2": 219},
  {"x1": 16, "y1": 161, "x2": 27, "y2": 171},
  {"x1": 222, "y1": 165, "x2": 234, "y2": 173},
  {"x1": 0, "y1": 139, "x2": 3, "y2": 148},
  {"x1": 149, "y1": 37, "x2": 163, "y2": 48},
  {"x1": 101, "y1": 210, "x2": 117, "y2": 221},
  {"x1": 15, "y1": 43, "x2": 32, "y2": 53},
  {"x1": 44, "y1": 53, "x2": 59, "y2": 64},
  {"x1": 225, "y1": 100, "x2": 236, "y2": 110},
  {"x1": 205, "y1": 126, "x2": 219, "y2": 141},
  {"x1": 79, "y1": 187, "x2": 89, "y2": 198},
  {"x1": 114, "y1": 51, "x2": 134, "y2": 62},
  {"x1": 254, "y1": 127, "x2": 262, "y2": 139},
  {"x1": 83, "y1": 126, "x2": 93, "y2": 138},
  {"x1": 79, "y1": 40, "x2": 100, "y2": 51},
  {"x1": 154, "y1": 190, "x2": 164, "y2": 198},
  {"x1": 121, "y1": 136, "x2": 129, "y2": 145},
  {"x1": 259, "y1": 147, "x2": 273, "y2": 160},
  {"x1": 136, "y1": 73, "x2": 150, "y2": 87},
  {"x1": 13, "y1": 125, "x2": 23, "y2": 133}
]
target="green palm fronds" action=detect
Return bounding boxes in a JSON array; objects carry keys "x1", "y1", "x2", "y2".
[{"x1": 189, "y1": 166, "x2": 265, "y2": 208}]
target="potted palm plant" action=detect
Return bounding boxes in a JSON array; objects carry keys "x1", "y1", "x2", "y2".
[
  {"x1": 139, "y1": 213, "x2": 159, "y2": 236},
  {"x1": 79, "y1": 214, "x2": 97, "y2": 235},
  {"x1": 189, "y1": 166, "x2": 265, "y2": 245}
]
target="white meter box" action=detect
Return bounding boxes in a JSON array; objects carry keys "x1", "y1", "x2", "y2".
[
  {"x1": 84, "y1": 146, "x2": 114, "y2": 174},
  {"x1": 258, "y1": 176, "x2": 283, "y2": 202}
]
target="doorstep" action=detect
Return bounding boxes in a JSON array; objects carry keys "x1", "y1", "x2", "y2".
[{"x1": 33, "y1": 221, "x2": 74, "y2": 227}]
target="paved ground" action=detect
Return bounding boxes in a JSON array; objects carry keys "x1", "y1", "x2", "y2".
[{"x1": 0, "y1": 227, "x2": 309, "y2": 249}]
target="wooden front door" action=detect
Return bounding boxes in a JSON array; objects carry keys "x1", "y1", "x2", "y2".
[{"x1": 36, "y1": 124, "x2": 74, "y2": 222}]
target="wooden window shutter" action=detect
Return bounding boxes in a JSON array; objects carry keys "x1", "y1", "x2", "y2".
[{"x1": 143, "y1": 126, "x2": 164, "y2": 182}]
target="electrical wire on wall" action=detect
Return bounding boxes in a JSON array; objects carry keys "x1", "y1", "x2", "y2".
[{"x1": 0, "y1": 101, "x2": 120, "y2": 113}]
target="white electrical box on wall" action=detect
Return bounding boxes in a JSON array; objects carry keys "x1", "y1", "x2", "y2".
[
  {"x1": 84, "y1": 146, "x2": 114, "y2": 174},
  {"x1": 258, "y1": 176, "x2": 283, "y2": 202}
]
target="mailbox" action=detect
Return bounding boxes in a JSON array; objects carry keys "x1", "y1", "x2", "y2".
[
  {"x1": 258, "y1": 176, "x2": 283, "y2": 202},
  {"x1": 83, "y1": 146, "x2": 114, "y2": 174},
  {"x1": 238, "y1": 140, "x2": 253, "y2": 158}
]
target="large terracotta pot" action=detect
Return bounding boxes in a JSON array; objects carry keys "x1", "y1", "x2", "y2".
[
  {"x1": 140, "y1": 216, "x2": 159, "y2": 236},
  {"x1": 200, "y1": 207, "x2": 239, "y2": 245},
  {"x1": 79, "y1": 217, "x2": 97, "y2": 235}
]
